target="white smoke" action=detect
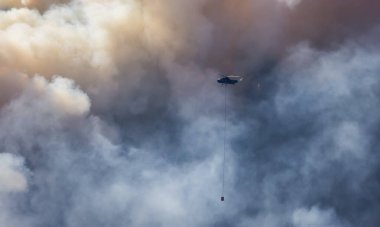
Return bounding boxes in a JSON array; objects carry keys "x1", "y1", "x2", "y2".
[
  {"x1": 1, "y1": 0, "x2": 380, "y2": 226},
  {"x1": 292, "y1": 206, "x2": 345, "y2": 227},
  {"x1": 0, "y1": 153, "x2": 28, "y2": 192},
  {"x1": 277, "y1": 0, "x2": 302, "y2": 8}
]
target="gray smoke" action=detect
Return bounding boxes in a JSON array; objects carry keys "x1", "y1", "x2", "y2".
[{"x1": 1, "y1": 0, "x2": 380, "y2": 226}]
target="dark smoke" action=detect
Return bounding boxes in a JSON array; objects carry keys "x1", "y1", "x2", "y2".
[{"x1": 1, "y1": 0, "x2": 380, "y2": 226}]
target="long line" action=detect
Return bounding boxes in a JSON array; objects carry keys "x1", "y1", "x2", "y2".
[{"x1": 222, "y1": 84, "x2": 227, "y2": 198}]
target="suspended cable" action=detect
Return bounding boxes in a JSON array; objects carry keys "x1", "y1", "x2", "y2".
[{"x1": 221, "y1": 84, "x2": 227, "y2": 202}]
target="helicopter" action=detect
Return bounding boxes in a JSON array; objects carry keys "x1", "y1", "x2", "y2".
[{"x1": 217, "y1": 75, "x2": 243, "y2": 85}]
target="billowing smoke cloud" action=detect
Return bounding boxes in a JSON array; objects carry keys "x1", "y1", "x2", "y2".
[{"x1": 1, "y1": 0, "x2": 380, "y2": 226}]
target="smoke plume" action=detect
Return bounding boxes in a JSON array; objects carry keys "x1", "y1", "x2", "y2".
[{"x1": 1, "y1": 0, "x2": 380, "y2": 226}]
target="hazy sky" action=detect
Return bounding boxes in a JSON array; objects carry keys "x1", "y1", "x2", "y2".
[{"x1": 1, "y1": 0, "x2": 380, "y2": 226}]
